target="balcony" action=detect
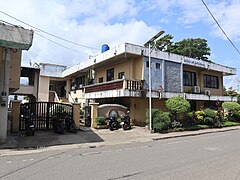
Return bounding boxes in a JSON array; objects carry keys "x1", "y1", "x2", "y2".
[
  {"x1": 84, "y1": 79, "x2": 144, "y2": 98},
  {"x1": 150, "y1": 92, "x2": 237, "y2": 102}
]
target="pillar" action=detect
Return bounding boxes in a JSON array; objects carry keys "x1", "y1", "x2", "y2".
[
  {"x1": 66, "y1": 79, "x2": 71, "y2": 101},
  {"x1": 11, "y1": 100, "x2": 21, "y2": 133},
  {"x1": 72, "y1": 103, "x2": 80, "y2": 129},
  {"x1": 90, "y1": 102, "x2": 99, "y2": 128},
  {"x1": 0, "y1": 48, "x2": 10, "y2": 143}
]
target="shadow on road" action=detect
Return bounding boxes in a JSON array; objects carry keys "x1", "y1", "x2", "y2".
[{"x1": 0, "y1": 127, "x2": 104, "y2": 149}]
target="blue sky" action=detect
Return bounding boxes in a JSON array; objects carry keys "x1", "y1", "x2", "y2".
[{"x1": 0, "y1": 0, "x2": 240, "y2": 88}]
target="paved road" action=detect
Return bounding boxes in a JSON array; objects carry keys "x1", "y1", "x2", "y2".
[{"x1": 1, "y1": 130, "x2": 240, "y2": 180}]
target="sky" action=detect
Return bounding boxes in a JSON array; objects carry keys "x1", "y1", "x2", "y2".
[{"x1": 0, "y1": 0, "x2": 240, "y2": 88}]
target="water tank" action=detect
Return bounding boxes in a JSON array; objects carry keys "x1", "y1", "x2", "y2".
[{"x1": 101, "y1": 44, "x2": 110, "y2": 53}]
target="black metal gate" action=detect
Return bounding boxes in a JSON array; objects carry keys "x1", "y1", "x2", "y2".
[{"x1": 19, "y1": 102, "x2": 73, "y2": 131}]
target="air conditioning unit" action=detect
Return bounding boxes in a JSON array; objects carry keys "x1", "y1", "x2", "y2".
[
  {"x1": 79, "y1": 84, "x2": 83, "y2": 89},
  {"x1": 193, "y1": 86, "x2": 200, "y2": 93},
  {"x1": 205, "y1": 90, "x2": 211, "y2": 96}
]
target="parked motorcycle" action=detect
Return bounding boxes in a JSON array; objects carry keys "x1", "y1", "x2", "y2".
[
  {"x1": 65, "y1": 116, "x2": 77, "y2": 133},
  {"x1": 122, "y1": 112, "x2": 131, "y2": 130},
  {"x1": 107, "y1": 116, "x2": 119, "y2": 131},
  {"x1": 25, "y1": 115, "x2": 35, "y2": 136},
  {"x1": 51, "y1": 116, "x2": 64, "y2": 134}
]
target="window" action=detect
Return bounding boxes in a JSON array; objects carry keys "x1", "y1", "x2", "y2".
[
  {"x1": 106, "y1": 68, "x2": 114, "y2": 81},
  {"x1": 99, "y1": 77, "x2": 103, "y2": 83},
  {"x1": 156, "y1": 63, "x2": 161, "y2": 69},
  {"x1": 146, "y1": 61, "x2": 149, "y2": 68},
  {"x1": 118, "y1": 72, "x2": 125, "y2": 79},
  {"x1": 183, "y1": 71, "x2": 196, "y2": 86},
  {"x1": 204, "y1": 74, "x2": 219, "y2": 88},
  {"x1": 76, "y1": 76, "x2": 85, "y2": 89}
]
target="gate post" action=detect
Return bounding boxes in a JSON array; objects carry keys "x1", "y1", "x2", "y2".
[
  {"x1": 72, "y1": 103, "x2": 80, "y2": 129},
  {"x1": 11, "y1": 100, "x2": 21, "y2": 133},
  {"x1": 89, "y1": 102, "x2": 99, "y2": 128}
]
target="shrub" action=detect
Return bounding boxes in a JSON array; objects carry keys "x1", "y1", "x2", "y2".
[
  {"x1": 204, "y1": 117, "x2": 215, "y2": 126},
  {"x1": 204, "y1": 108, "x2": 216, "y2": 119},
  {"x1": 146, "y1": 109, "x2": 160, "y2": 125},
  {"x1": 185, "y1": 112, "x2": 198, "y2": 126},
  {"x1": 222, "y1": 102, "x2": 240, "y2": 122},
  {"x1": 195, "y1": 110, "x2": 205, "y2": 124},
  {"x1": 153, "y1": 112, "x2": 171, "y2": 132},
  {"x1": 166, "y1": 96, "x2": 190, "y2": 122},
  {"x1": 95, "y1": 116, "x2": 106, "y2": 125},
  {"x1": 222, "y1": 102, "x2": 240, "y2": 112}
]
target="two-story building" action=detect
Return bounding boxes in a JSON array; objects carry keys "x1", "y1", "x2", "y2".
[{"x1": 38, "y1": 43, "x2": 236, "y2": 126}]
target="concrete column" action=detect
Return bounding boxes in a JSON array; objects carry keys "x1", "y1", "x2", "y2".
[
  {"x1": 11, "y1": 100, "x2": 21, "y2": 133},
  {"x1": 66, "y1": 79, "x2": 71, "y2": 101},
  {"x1": 90, "y1": 103, "x2": 99, "y2": 128},
  {"x1": 0, "y1": 49, "x2": 10, "y2": 143},
  {"x1": 72, "y1": 103, "x2": 80, "y2": 129}
]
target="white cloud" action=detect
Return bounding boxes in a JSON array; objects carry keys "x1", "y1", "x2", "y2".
[
  {"x1": 0, "y1": 0, "x2": 157, "y2": 67},
  {"x1": 1, "y1": 0, "x2": 240, "y2": 69}
]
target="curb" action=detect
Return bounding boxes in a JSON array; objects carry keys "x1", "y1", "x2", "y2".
[{"x1": 152, "y1": 126, "x2": 240, "y2": 141}]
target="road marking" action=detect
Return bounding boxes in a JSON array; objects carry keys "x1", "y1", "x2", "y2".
[
  {"x1": 6, "y1": 161, "x2": 12, "y2": 164},
  {"x1": 29, "y1": 158, "x2": 34, "y2": 161},
  {"x1": 23, "y1": 159, "x2": 27, "y2": 162}
]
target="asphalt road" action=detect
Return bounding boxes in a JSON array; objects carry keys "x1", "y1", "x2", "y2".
[{"x1": 1, "y1": 130, "x2": 240, "y2": 180}]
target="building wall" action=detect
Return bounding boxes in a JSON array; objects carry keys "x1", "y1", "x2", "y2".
[
  {"x1": 144, "y1": 57, "x2": 163, "y2": 90},
  {"x1": 95, "y1": 57, "x2": 144, "y2": 83},
  {"x1": 98, "y1": 97, "x2": 168, "y2": 126},
  {"x1": 183, "y1": 65, "x2": 223, "y2": 96},
  {"x1": 164, "y1": 61, "x2": 181, "y2": 92},
  {"x1": 38, "y1": 76, "x2": 50, "y2": 101},
  {"x1": 9, "y1": 49, "x2": 22, "y2": 93}
]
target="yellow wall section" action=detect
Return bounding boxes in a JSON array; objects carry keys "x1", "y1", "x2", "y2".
[
  {"x1": 38, "y1": 76, "x2": 50, "y2": 101},
  {"x1": 183, "y1": 65, "x2": 223, "y2": 96},
  {"x1": 9, "y1": 50, "x2": 22, "y2": 90},
  {"x1": 95, "y1": 57, "x2": 144, "y2": 82}
]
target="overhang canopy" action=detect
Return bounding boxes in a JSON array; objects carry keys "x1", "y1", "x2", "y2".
[{"x1": 0, "y1": 23, "x2": 34, "y2": 50}]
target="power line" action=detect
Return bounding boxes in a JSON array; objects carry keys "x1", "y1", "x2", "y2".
[
  {"x1": 201, "y1": 0, "x2": 240, "y2": 56},
  {"x1": 35, "y1": 32, "x2": 85, "y2": 54},
  {"x1": 0, "y1": 10, "x2": 99, "y2": 51}
]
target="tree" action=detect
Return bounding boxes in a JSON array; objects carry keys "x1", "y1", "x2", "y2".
[
  {"x1": 155, "y1": 34, "x2": 174, "y2": 51},
  {"x1": 167, "y1": 38, "x2": 211, "y2": 61}
]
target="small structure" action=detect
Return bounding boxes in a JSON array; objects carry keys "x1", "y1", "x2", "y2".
[{"x1": 0, "y1": 22, "x2": 33, "y2": 143}]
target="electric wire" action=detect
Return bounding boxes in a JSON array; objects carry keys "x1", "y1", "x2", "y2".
[
  {"x1": 35, "y1": 32, "x2": 85, "y2": 54},
  {"x1": 201, "y1": 0, "x2": 240, "y2": 56},
  {"x1": 0, "y1": 10, "x2": 99, "y2": 51}
]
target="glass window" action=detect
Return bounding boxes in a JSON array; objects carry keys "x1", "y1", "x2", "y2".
[
  {"x1": 76, "y1": 76, "x2": 85, "y2": 89},
  {"x1": 204, "y1": 74, "x2": 219, "y2": 88},
  {"x1": 118, "y1": 72, "x2": 125, "y2": 79},
  {"x1": 183, "y1": 71, "x2": 196, "y2": 86},
  {"x1": 106, "y1": 68, "x2": 114, "y2": 81},
  {"x1": 99, "y1": 77, "x2": 103, "y2": 83},
  {"x1": 156, "y1": 63, "x2": 161, "y2": 69},
  {"x1": 146, "y1": 61, "x2": 149, "y2": 68}
]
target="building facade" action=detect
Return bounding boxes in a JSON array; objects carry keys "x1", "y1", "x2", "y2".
[{"x1": 36, "y1": 43, "x2": 236, "y2": 126}]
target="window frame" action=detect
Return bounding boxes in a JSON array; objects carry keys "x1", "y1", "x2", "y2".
[
  {"x1": 118, "y1": 72, "x2": 125, "y2": 79},
  {"x1": 156, "y1": 63, "x2": 161, "y2": 69},
  {"x1": 99, "y1": 77, "x2": 103, "y2": 83},
  {"x1": 183, "y1": 71, "x2": 197, "y2": 86},
  {"x1": 106, "y1": 68, "x2": 114, "y2": 82},
  {"x1": 203, "y1": 74, "x2": 219, "y2": 89}
]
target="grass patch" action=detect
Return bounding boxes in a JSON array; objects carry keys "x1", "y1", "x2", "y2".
[
  {"x1": 183, "y1": 124, "x2": 209, "y2": 131},
  {"x1": 222, "y1": 121, "x2": 240, "y2": 127}
]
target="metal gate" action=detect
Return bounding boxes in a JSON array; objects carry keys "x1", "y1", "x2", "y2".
[{"x1": 19, "y1": 102, "x2": 73, "y2": 131}]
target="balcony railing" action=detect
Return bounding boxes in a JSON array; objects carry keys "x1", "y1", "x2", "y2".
[{"x1": 84, "y1": 79, "x2": 144, "y2": 93}]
